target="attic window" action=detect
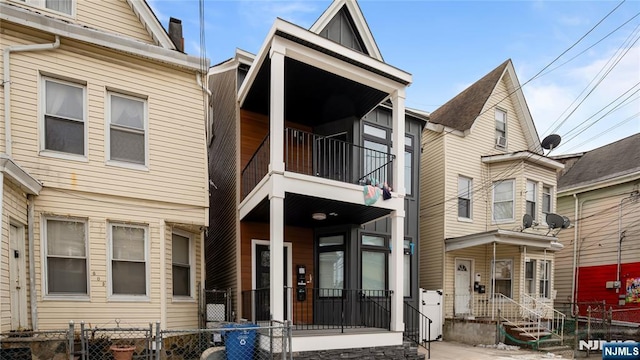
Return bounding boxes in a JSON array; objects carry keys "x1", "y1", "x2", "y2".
[
  {"x1": 495, "y1": 109, "x2": 507, "y2": 149},
  {"x1": 20, "y1": 0, "x2": 74, "y2": 16}
]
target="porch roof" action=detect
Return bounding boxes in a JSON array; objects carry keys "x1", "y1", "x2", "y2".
[{"x1": 445, "y1": 229, "x2": 563, "y2": 252}]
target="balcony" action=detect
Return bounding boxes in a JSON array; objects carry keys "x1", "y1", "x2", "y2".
[{"x1": 241, "y1": 128, "x2": 395, "y2": 199}]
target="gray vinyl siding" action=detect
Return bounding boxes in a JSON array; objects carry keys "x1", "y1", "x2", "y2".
[{"x1": 207, "y1": 68, "x2": 238, "y2": 309}]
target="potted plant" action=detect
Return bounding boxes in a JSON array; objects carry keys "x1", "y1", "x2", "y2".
[{"x1": 109, "y1": 342, "x2": 136, "y2": 360}]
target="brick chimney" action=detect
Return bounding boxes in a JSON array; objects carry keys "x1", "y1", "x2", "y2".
[{"x1": 168, "y1": 17, "x2": 184, "y2": 52}]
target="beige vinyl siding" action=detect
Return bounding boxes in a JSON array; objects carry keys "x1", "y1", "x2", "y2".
[
  {"x1": 553, "y1": 194, "x2": 575, "y2": 304},
  {"x1": 4, "y1": 25, "x2": 207, "y2": 210},
  {"x1": 166, "y1": 227, "x2": 202, "y2": 329},
  {"x1": 488, "y1": 73, "x2": 529, "y2": 152},
  {"x1": 33, "y1": 190, "x2": 204, "y2": 329},
  {"x1": 76, "y1": 0, "x2": 156, "y2": 44},
  {"x1": 1, "y1": 182, "x2": 30, "y2": 332},
  {"x1": 419, "y1": 130, "x2": 445, "y2": 290}
]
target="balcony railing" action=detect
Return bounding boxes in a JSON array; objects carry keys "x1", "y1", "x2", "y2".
[
  {"x1": 241, "y1": 288, "x2": 391, "y2": 333},
  {"x1": 240, "y1": 128, "x2": 395, "y2": 199}
]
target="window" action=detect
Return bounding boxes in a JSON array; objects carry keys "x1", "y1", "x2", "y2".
[
  {"x1": 172, "y1": 232, "x2": 192, "y2": 297},
  {"x1": 458, "y1": 176, "x2": 473, "y2": 219},
  {"x1": 361, "y1": 234, "x2": 388, "y2": 292},
  {"x1": 403, "y1": 239, "x2": 411, "y2": 297},
  {"x1": 525, "y1": 259, "x2": 536, "y2": 295},
  {"x1": 495, "y1": 109, "x2": 507, "y2": 148},
  {"x1": 44, "y1": 218, "x2": 88, "y2": 295},
  {"x1": 108, "y1": 93, "x2": 147, "y2": 165},
  {"x1": 43, "y1": 78, "x2": 85, "y2": 156},
  {"x1": 404, "y1": 135, "x2": 413, "y2": 196},
  {"x1": 22, "y1": 0, "x2": 73, "y2": 15},
  {"x1": 110, "y1": 224, "x2": 147, "y2": 297},
  {"x1": 526, "y1": 181, "x2": 537, "y2": 220},
  {"x1": 542, "y1": 186, "x2": 552, "y2": 218},
  {"x1": 363, "y1": 124, "x2": 390, "y2": 185},
  {"x1": 492, "y1": 259, "x2": 512, "y2": 298},
  {"x1": 493, "y1": 180, "x2": 514, "y2": 221},
  {"x1": 539, "y1": 260, "x2": 551, "y2": 298},
  {"x1": 318, "y1": 235, "x2": 344, "y2": 297}
]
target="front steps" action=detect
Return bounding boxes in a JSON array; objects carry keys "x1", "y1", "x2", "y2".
[{"x1": 502, "y1": 321, "x2": 570, "y2": 353}]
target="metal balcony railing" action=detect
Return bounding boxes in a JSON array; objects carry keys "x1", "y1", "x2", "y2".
[{"x1": 240, "y1": 128, "x2": 395, "y2": 199}]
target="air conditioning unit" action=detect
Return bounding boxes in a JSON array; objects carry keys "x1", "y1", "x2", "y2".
[{"x1": 496, "y1": 136, "x2": 507, "y2": 148}]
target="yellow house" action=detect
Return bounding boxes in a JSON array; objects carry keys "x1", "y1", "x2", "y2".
[
  {"x1": 419, "y1": 60, "x2": 568, "y2": 346},
  {"x1": 0, "y1": 0, "x2": 208, "y2": 331}
]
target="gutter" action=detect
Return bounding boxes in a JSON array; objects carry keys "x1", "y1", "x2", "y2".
[{"x1": 3, "y1": 36, "x2": 60, "y2": 156}]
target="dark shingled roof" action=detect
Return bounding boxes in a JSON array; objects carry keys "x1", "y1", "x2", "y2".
[
  {"x1": 558, "y1": 133, "x2": 640, "y2": 190},
  {"x1": 429, "y1": 60, "x2": 510, "y2": 131}
]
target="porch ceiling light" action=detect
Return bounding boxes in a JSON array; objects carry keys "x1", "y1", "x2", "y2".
[{"x1": 312, "y1": 212, "x2": 327, "y2": 221}]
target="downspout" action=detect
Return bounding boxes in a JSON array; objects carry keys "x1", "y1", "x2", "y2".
[
  {"x1": 3, "y1": 36, "x2": 60, "y2": 156},
  {"x1": 571, "y1": 194, "x2": 578, "y2": 306},
  {"x1": 195, "y1": 73, "x2": 212, "y2": 140},
  {"x1": 28, "y1": 195, "x2": 37, "y2": 330}
]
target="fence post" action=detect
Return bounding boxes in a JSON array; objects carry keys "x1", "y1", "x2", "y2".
[
  {"x1": 155, "y1": 321, "x2": 162, "y2": 360},
  {"x1": 288, "y1": 320, "x2": 293, "y2": 360},
  {"x1": 68, "y1": 321, "x2": 75, "y2": 360},
  {"x1": 80, "y1": 321, "x2": 85, "y2": 360},
  {"x1": 586, "y1": 306, "x2": 591, "y2": 358}
]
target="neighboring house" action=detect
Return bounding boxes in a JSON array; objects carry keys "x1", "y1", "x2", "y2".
[
  {"x1": 419, "y1": 60, "x2": 567, "y2": 344},
  {"x1": 207, "y1": 0, "x2": 426, "y2": 356},
  {"x1": 553, "y1": 133, "x2": 640, "y2": 322},
  {"x1": 0, "y1": 0, "x2": 208, "y2": 331}
]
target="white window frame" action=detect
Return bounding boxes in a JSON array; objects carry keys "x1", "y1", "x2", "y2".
[
  {"x1": 41, "y1": 216, "x2": 90, "y2": 300},
  {"x1": 539, "y1": 260, "x2": 552, "y2": 299},
  {"x1": 526, "y1": 180, "x2": 537, "y2": 221},
  {"x1": 525, "y1": 259, "x2": 536, "y2": 295},
  {"x1": 16, "y1": 0, "x2": 76, "y2": 17},
  {"x1": 40, "y1": 76, "x2": 88, "y2": 161},
  {"x1": 458, "y1": 176, "x2": 473, "y2": 221},
  {"x1": 495, "y1": 108, "x2": 507, "y2": 150},
  {"x1": 542, "y1": 185, "x2": 553, "y2": 221},
  {"x1": 172, "y1": 229, "x2": 195, "y2": 301},
  {"x1": 492, "y1": 179, "x2": 515, "y2": 223},
  {"x1": 491, "y1": 259, "x2": 513, "y2": 299},
  {"x1": 107, "y1": 223, "x2": 150, "y2": 301},
  {"x1": 105, "y1": 91, "x2": 149, "y2": 170}
]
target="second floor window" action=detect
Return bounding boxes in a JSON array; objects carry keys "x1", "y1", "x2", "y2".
[
  {"x1": 363, "y1": 124, "x2": 390, "y2": 185},
  {"x1": 110, "y1": 224, "x2": 147, "y2": 297},
  {"x1": 108, "y1": 93, "x2": 147, "y2": 165},
  {"x1": 542, "y1": 185, "x2": 552, "y2": 218},
  {"x1": 458, "y1": 176, "x2": 472, "y2": 219},
  {"x1": 404, "y1": 135, "x2": 413, "y2": 196},
  {"x1": 493, "y1": 179, "x2": 514, "y2": 222},
  {"x1": 526, "y1": 180, "x2": 537, "y2": 220},
  {"x1": 43, "y1": 78, "x2": 85, "y2": 156}
]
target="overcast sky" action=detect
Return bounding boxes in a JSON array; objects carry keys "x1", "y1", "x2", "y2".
[{"x1": 149, "y1": 0, "x2": 640, "y2": 155}]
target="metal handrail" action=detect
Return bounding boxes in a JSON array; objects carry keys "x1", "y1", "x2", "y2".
[
  {"x1": 522, "y1": 293, "x2": 566, "y2": 341},
  {"x1": 404, "y1": 301, "x2": 432, "y2": 359},
  {"x1": 495, "y1": 293, "x2": 544, "y2": 341}
]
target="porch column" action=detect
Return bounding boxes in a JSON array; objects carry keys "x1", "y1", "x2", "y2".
[
  {"x1": 269, "y1": 44, "x2": 286, "y2": 173},
  {"x1": 390, "y1": 209, "x2": 405, "y2": 332},
  {"x1": 269, "y1": 179, "x2": 285, "y2": 321},
  {"x1": 390, "y1": 89, "x2": 406, "y2": 196}
]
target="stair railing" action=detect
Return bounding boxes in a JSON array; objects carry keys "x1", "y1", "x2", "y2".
[
  {"x1": 494, "y1": 293, "x2": 543, "y2": 341},
  {"x1": 522, "y1": 294, "x2": 566, "y2": 343}
]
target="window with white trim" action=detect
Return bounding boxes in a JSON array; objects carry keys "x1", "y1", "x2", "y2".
[
  {"x1": 495, "y1": 109, "x2": 507, "y2": 149},
  {"x1": 525, "y1": 259, "x2": 536, "y2": 295},
  {"x1": 21, "y1": 0, "x2": 73, "y2": 15},
  {"x1": 108, "y1": 92, "x2": 147, "y2": 165},
  {"x1": 539, "y1": 260, "x2": 551, "y2": 298},
  {"x1": 172, "y1": 232, "x2": 192, "y2": 297},
  {"x1": 458, "y1": 176, "x2": 472, "y2": 219},
  {"x1": 492, "y1": 259, "x2": 512, "y2": 298},
  {"x1": 493, "y1": 180, "x2": 514, "y2": 222},
  {"x1": 542, "y1": 185, "x2": 552, "y2": 218},
  {"x1": 110, "y1": 224, "x2": 147, "y2": 296},
  {"x1": 43, "y1": 78, "x2": 85, "y2": 156},
  {"x1": 44, "y1": 218, "x2": 88, "y2": 295},
  {"x1": 526, "y1": 180, "x2": 537, "y2": 220}
]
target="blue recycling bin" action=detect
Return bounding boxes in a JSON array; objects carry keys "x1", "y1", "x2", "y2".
[{"x1": 222, "y1": 323, "x2": 258, "y2": 360}]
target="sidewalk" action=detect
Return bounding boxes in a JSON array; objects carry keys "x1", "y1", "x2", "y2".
[{"x1": 418, "y1": 341, "x2": 580, "y2": 360}]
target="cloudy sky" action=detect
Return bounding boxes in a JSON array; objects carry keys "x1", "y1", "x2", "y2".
[{"x1": 149, "y1": 0, "x2": 639, "y2": 155}]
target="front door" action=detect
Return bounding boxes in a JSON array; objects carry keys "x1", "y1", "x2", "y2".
[
  {"x1": 455, "y1": 259, "x2": 472, "y2": 316},
  {"x1": 9, "y1": 224, "x2": 27, "y2": 329},
  {"x1": 253, "y1": 242, "x2": 291, "y2": 321}
]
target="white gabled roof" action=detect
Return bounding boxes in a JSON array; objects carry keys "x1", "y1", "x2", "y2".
[
  {"x1": 309, "y1": 0, "x2": 383, "y2": 61},
  {"x1": 127, "y1": 0, "x2": 176, "y2": 50}
]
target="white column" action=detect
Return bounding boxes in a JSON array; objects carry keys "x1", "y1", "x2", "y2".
[
  {"x1": 391, "y1": 89, "x2": 406, "y2": 196},
  {"x1": 269, "y1": 45, "x2": 286, "y2": 174},
  {"x1": 390, "y1": 209, "x2": 405, "y2": 332},
  {"x1": 269, "y1": 177, "x2": 285, "y2": 321}
]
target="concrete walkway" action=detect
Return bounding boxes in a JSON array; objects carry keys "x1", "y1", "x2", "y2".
[{"x1": 418, "y1": 341, "x2": 574, "y2": 360}]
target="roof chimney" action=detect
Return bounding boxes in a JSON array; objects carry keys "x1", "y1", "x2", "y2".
[{"x1": 168, "y1": 17, "x2": 184, "y2": 52}]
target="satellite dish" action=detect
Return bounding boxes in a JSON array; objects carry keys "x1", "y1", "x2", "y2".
[
  {"x1": 546, "y1": 213, "x2": 565, "y2": 229},
  {"x1": 562, "y1": 216, "x2": 571, "y2": 229},
  {"x1": 541, "y1": 134, "x2": 562, "y2": 151},
  {"x1": 522, "y1": 214, "x2": 533, "y2": 230}
]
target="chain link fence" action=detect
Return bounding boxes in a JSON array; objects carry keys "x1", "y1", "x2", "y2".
[{"x1": 0, "y1": 320, "x2": 291, "y2": 360}]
